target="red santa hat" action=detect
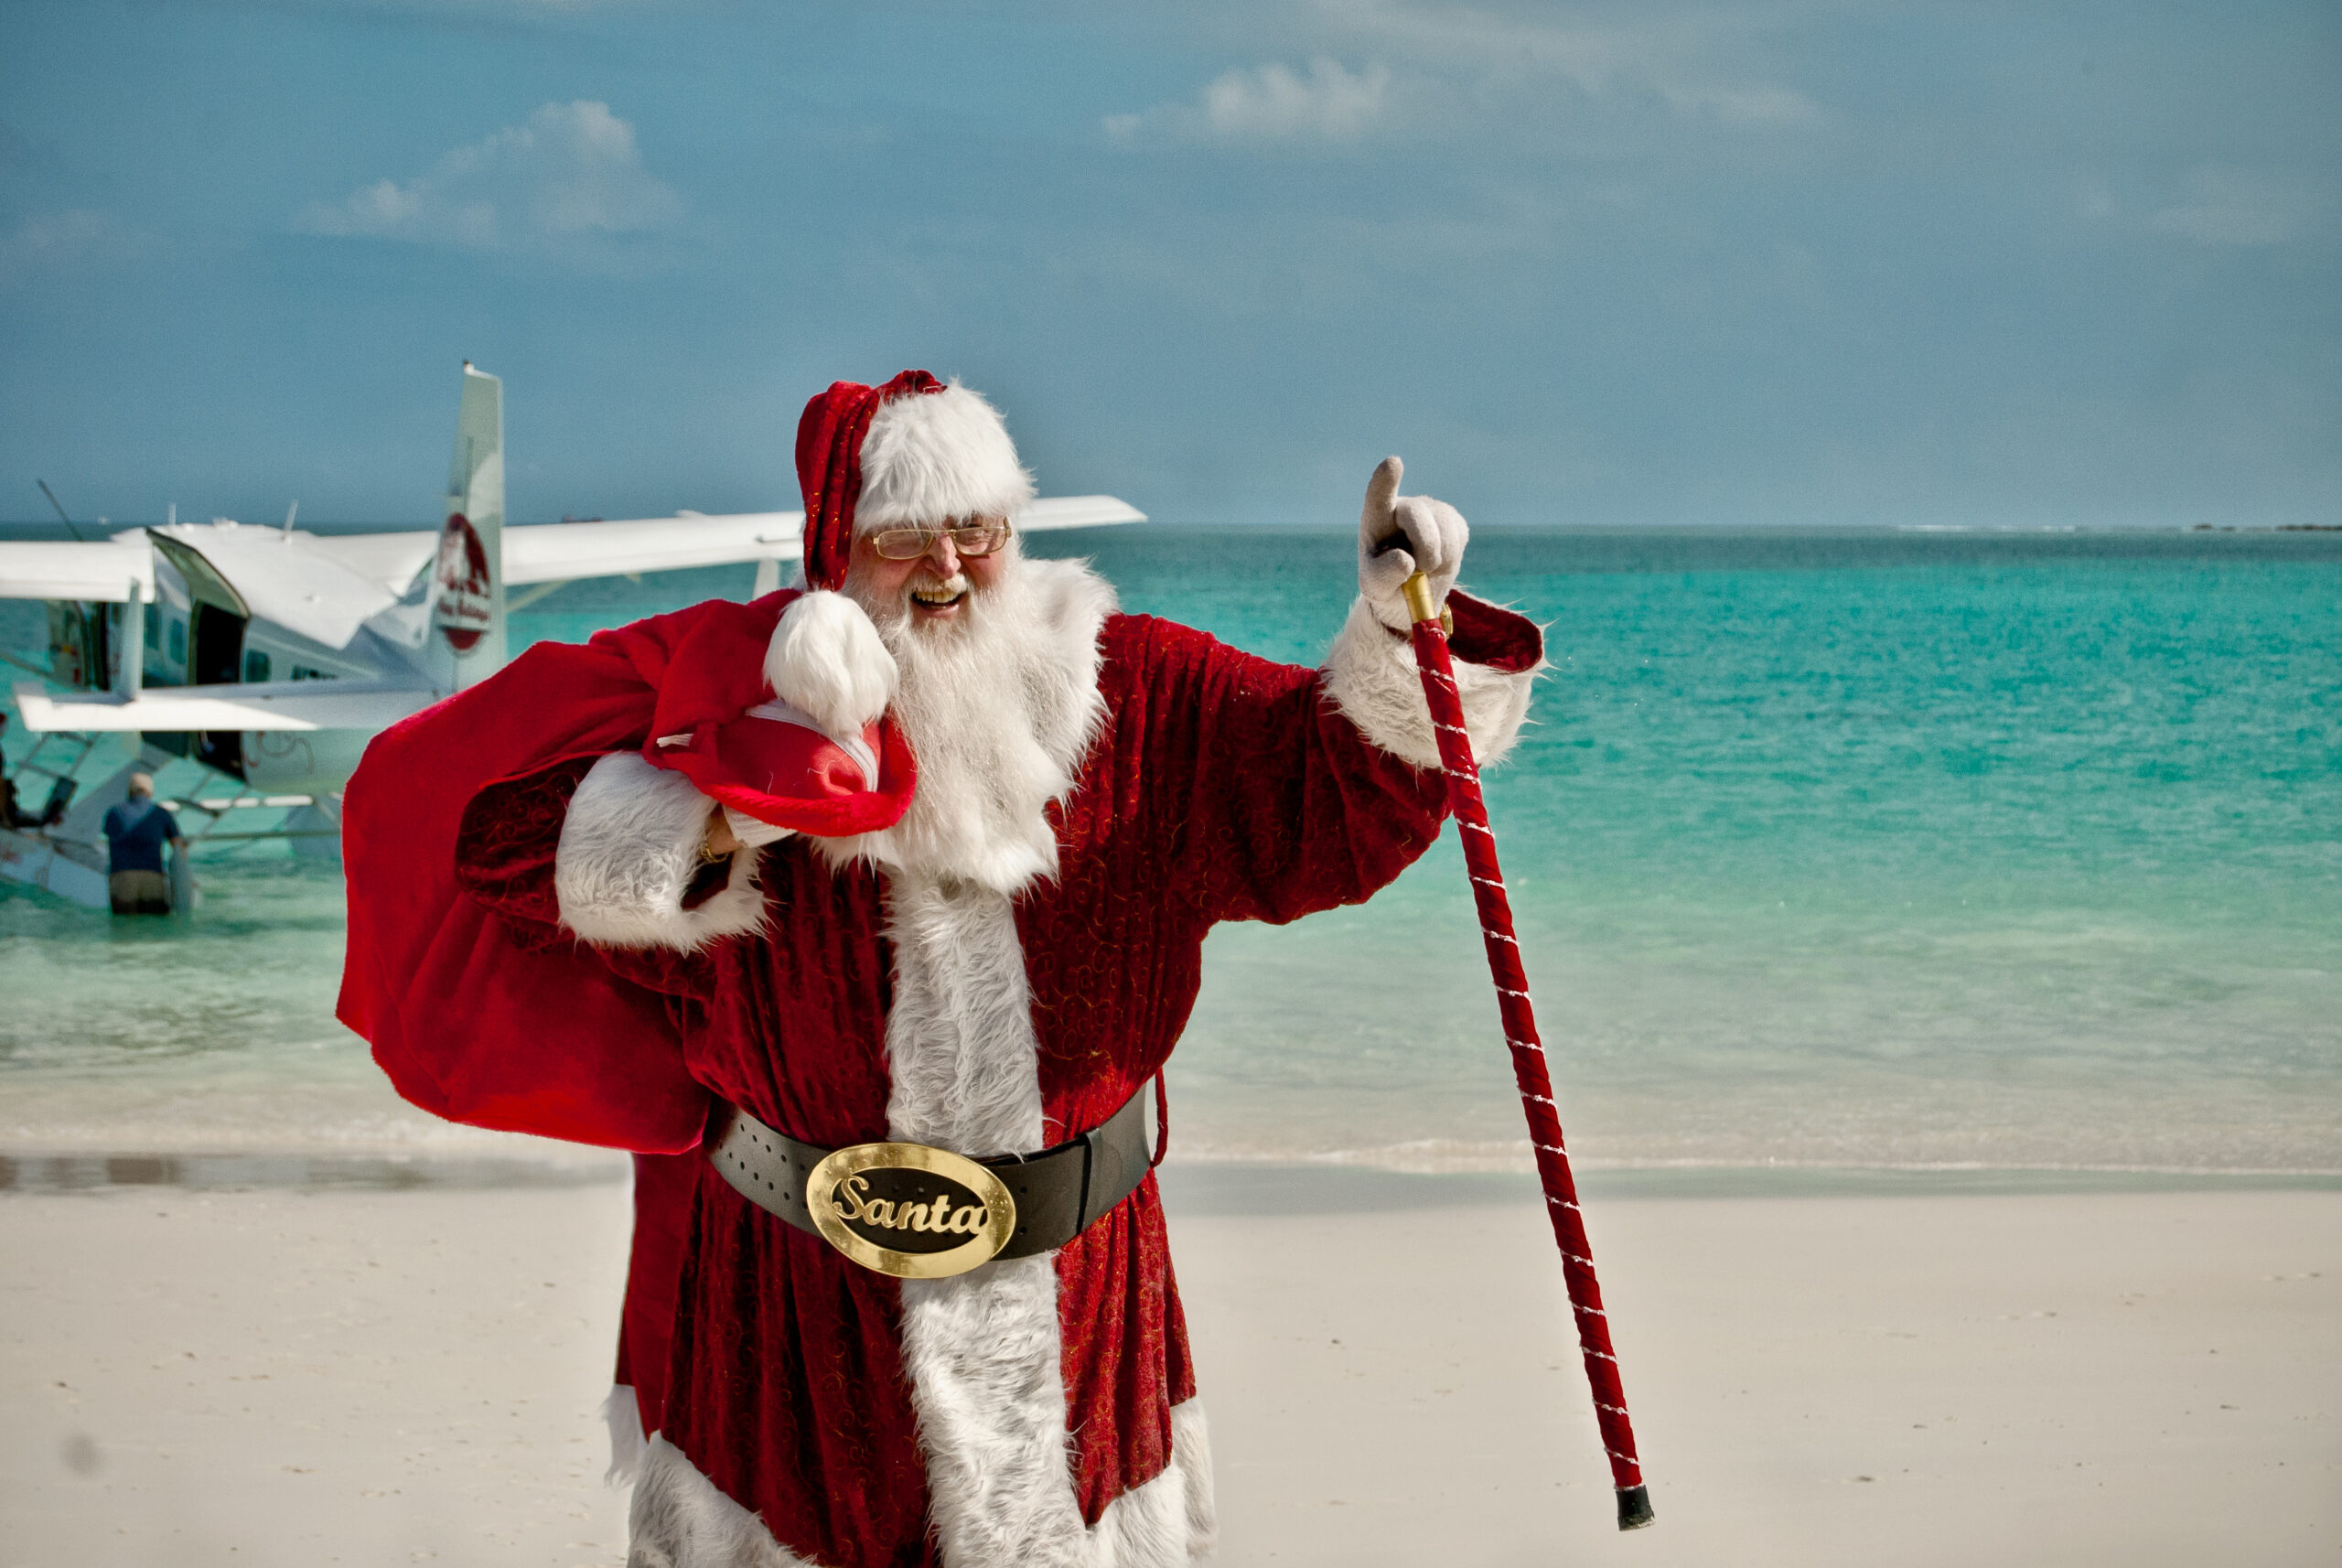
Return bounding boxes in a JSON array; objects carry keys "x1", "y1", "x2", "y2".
[{"x1": 794, "y1": 371, "x2": 1037, "y2": 591}]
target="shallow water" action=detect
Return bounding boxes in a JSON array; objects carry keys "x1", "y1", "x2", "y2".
[{"x1": 4, "y1": 525, "x2": 2337, "y2": 1171}]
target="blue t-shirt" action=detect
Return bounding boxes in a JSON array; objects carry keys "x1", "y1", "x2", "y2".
[{"x1": 102, "y1": 798, "x2": 180, "y2": 875}]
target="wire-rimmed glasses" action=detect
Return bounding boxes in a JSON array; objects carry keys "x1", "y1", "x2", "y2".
[{"x1": 868, "y1": 519, "x2": 1013, "y2": 561}]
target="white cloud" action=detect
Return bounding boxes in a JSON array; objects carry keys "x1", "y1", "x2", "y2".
[
  {"x1": 0, "y1": 209, "x2": 135, "y2": 287},
  {"x1": 1312, "y1": 2, "x2": 1821, "y2": 126},
  {"x1": 1105, "y1": 6, "x2": 1822, "y2": 150},
  {"x1": 1198, "y1": 59, "x2": 1393, "y2": 140},
  {"x1": 297, "y1": 101, "x2": 683, "y2": 255},
  {"x1": 2149, "y1": 165, "x2": 2323, "y2": 247},
  {"x1": 1110, "y1": 58, "x2": 1394, "y2": 145}
]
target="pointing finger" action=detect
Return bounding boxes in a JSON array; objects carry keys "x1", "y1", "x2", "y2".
[{"x1": 1360, "y1": 456, "x2": 1403, "y2": 539}]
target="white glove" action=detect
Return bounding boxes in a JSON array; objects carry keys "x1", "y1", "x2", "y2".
[{"x1": 1357, "y1": 456, "x2": 1468, "y2": 632}]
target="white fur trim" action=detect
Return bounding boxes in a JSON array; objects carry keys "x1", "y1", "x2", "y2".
[
  {"x1": 1013, "y1": 554, "x2": 1117, "y2": 761},
  {"x1": 1320, "y1": 595, "x2": 1537, "y2": 771},
  {"x1": 627, "y1": 1434, "x2": 821, "y2": 1567},
  {"x1": 622, "y1": 1411, "x2": 1218, "y2": 1567},
  {"x1": 1018, "y1": 554, "x2": 1118, "y2": 758},
  {"x1": 764, "y1": 590, "x2": 897, "y2": 736},
  {"x1": 554, "y1": 752, "x2": 765, "y2": 951},
  {"x1": 884, "y1": 871, "x2": 1085, "y2": 1561},
  {"x1": 1086, "y1": 1400, "x2": 1219, "y2": 1565},
  {"x1": 900, "y1": 1256, "x2": 1090, "y2": 1565},
  {"x1": 880, "y1": 874, "x2": 1049, "y2": 1155},
  {"x1": 1172, "y1": 1401, "x2": 1218, "y2": 1557},
  {"x1": 605, "y1": 1383, "x2": 650, "y2": 1487},
  {"x1": 856, "y1": 382, "x2": 1036, "y2": 529}
]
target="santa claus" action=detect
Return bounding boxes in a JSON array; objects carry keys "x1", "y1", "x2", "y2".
[{"x1": 338, "y1": 370, "x2": 1542, "y2": 1567}]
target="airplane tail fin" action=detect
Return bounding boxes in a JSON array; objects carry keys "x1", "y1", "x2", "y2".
[{"x1": 423, "y1": 362, "x2": 507, "y2": 688}]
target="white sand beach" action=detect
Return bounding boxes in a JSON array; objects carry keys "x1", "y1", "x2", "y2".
[{"x1": 2, "y1": 1167, "x2": 2335, "y2": 1567}]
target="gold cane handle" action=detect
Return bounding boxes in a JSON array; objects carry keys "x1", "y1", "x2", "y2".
[{"x1": 1402, "y1": 570, "x2": 1454, "y2": 635}]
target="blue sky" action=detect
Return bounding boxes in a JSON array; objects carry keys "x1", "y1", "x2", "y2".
[{"x1": 2, "y1": 0, "x2": 2336, "y2": 528}]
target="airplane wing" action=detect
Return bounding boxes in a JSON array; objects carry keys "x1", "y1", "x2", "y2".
[
  {"x1": 1007, "y1": 496, "x2": 1149, "y2": 533},
  {"x1": 0, "y1": 538, "x2": 156, "y2": 602},
  {"x1": 13, "y1": 678, "x2": 437, "y2": 734},
  {"x1": 496, "y1": 495, "x2": 1145, "y2": 587},
  {"x1": 500, "y1": 511, "x2": 805, "y2": 586},
  {"x1": 300, "y1": 531, "x2": 441, "y2": 595}
]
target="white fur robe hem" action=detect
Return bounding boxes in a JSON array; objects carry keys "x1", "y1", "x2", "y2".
[{"x1": 625, "y1": 1402, "x2": 1218, "y2": 1568}]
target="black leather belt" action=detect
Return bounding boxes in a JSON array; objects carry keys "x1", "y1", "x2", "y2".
[{"x1": 710, "y1": 1085, "x2": 1155, "y2": 1278}]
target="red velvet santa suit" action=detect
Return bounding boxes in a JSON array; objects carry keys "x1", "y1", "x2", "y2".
[{"x1": 339, "y1": 420, "x2": 1540, "y2": 1568}]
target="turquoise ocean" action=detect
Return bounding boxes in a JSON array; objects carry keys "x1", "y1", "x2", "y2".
[{"x1": 4, "y1": 526, "x2": 2337, "y2": 1174}]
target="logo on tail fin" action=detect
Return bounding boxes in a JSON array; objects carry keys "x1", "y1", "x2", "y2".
[{"x1": 433, "y1": 512, "x2": 493, "y2": 653}]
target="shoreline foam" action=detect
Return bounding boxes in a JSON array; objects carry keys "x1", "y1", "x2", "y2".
[{"x1": 5, "y1": 1146, "x2": 2337, "y2": 1202}]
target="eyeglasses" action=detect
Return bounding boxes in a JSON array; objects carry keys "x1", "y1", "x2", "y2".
[{"x1": 867, "y1": 519, "x2": 1013, "y2": 561}]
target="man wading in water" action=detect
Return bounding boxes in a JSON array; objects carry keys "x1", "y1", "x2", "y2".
[{"x1": 102, "y1": 772, "x2": 183, "y2": 916}]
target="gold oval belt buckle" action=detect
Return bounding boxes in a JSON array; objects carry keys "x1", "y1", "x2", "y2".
[{"x1": 805, "y1": 1142, "x2": 1017, "y2": 1279}]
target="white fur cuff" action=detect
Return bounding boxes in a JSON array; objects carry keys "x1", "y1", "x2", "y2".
[
  {"x1": 1321, "y1": 595, "x2": 1535, "y2": 771},
  {"x1": 554, "y1": 752, "x2": 764, "y2": 951}
]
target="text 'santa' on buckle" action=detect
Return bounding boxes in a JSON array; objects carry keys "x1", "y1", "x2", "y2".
[{"x1": 806, "y1": 1143, "x2": 1017, "y2": 1278}]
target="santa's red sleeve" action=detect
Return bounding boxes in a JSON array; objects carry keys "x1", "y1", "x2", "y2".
[
  {"x1": 1129, "y1": 587, "x2": 1543, "y2": 927},
  {"x1": 336, "y1": 595, "x2": 795, "y2": 1154}
]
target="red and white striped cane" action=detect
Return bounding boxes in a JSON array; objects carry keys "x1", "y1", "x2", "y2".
[{"x1": 1401, "y1": 570, "x2": 1655, "y2": 1532}]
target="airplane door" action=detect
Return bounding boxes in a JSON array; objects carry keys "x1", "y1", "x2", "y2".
[
  {"x1": 191, "y1": 602, "x2": 243, "y2": 684},
  {"x1": 146, "y1": 530, "x2": 255, "y2": 780},
  {"x1": 189, "y1": 602, "x2": 247, "y2": 775}
]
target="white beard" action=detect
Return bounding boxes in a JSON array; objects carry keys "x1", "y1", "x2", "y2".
[{"x1": 825, "y1": 543, "x2": 1109, "y2": 896}]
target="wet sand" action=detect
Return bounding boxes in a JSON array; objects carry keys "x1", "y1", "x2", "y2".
[{"x1": 1, "y1": 1166, "x2": 2334, "y2": 1565}]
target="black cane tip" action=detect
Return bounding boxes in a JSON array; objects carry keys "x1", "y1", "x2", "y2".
[{"x1": 1616, "y1": 1485, "x2": 1656, "y2": 1530}]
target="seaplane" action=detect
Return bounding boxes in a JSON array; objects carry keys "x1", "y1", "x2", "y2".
[{"x1": 0, "y1": 363, "x2": 1143, "y2": 910}]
